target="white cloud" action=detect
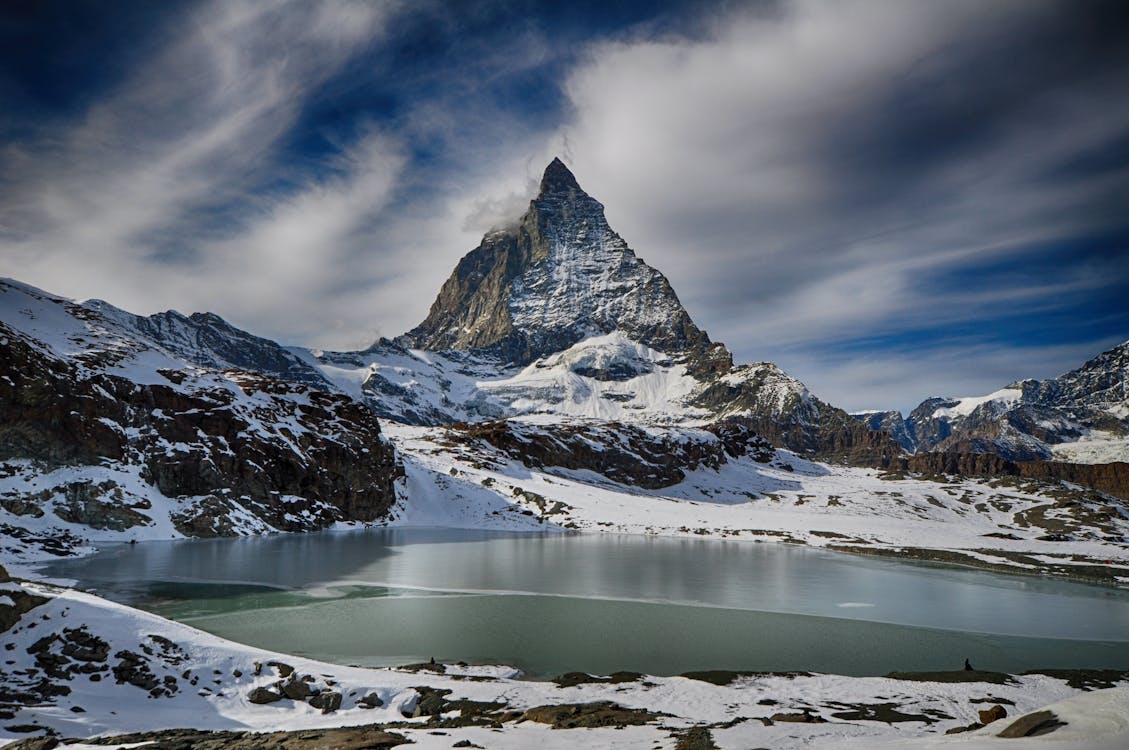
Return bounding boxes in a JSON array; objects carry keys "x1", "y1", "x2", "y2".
[{"x1": 0, "y1": 0, "x2": 397, "y2": 343}]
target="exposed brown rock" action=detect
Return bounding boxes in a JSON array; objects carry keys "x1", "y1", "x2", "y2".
[
  {"x1": 450, "y1": 418, "x2": 775, "y2": 489},
  {"x1": 0, "y1": 564, "x2": 48, "y2": 634},
  {"x1": 884, "y1": 670, "x2": 1017, "y2": 686},
  {"x1": 673, "y1": 726, "x2": 720, "y2": 750},
  {"x1": 246, "y1": 687, "x2": 283, "y2": 705},
  {"x1": 52, "y1": 726, "x2": 408, "y2": 749},
  {"x1": 896, "y1": 453, "x2": 1129, "y2": 501},
  {"x1": 519, "y1": 700, "x2": 664, "y2": 729},
  {"x1": 552, "y1": 671, "x2": 644, "y2": 688},
  {"x1": 978, "y1": 704, "x2": 1007, "y2": 724},
  {"x1": 769, "y1": 710, "x2": 827, "y2": 723},
  {"x1": 309, "y1": 690, "x2": 341, "y2": 713}
]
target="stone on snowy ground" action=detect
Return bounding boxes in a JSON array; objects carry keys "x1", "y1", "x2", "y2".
[
  {"x1": 267, "y1": 661, "x2": 294, "y2": 678},
  {"x1": 996, "y1": 709, "x2": 1067, "y2": 738},
  {"x1": 409, "y1": 686, "x2": 452, "y2": 717},
  {"x1": 519, "y1": 701, "x2": 664, "y2": 728},
  {"x1": 358, "y1": 692, "x2": 384, "y2": 708},
  {"x1": 309, "y1": 689, "x2": 341, "y2": 713},
  {"x1": 280, "y1": 678, "x2": 310, "y2": 700},
  {"x1": 247, "y1": 686, "x2": 283, "y2": 704}
]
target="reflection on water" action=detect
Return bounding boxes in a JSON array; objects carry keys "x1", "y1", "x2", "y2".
[{"x1": 41, "y1": 528, "x2": 1129, "y2": 677}]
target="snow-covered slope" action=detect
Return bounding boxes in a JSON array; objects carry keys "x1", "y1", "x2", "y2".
[
  {"x1": 312, "y1": 331, "x2": 898, "y2": 464},
  {"x1": 0, "y1": 278, "x2": 327, "y2": 387},
  {"x1": 384, "y1": 421, "x2": 1129, "y2": 583},
  {"x1": 0, "y1": 279, "x2": 399, "y2": 565},
  {"x1": 310, "y1": 333, "x2": 710, "y2": 427}
]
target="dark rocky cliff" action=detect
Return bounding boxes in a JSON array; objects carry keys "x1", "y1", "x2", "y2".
[{"x1": 0, "y1": 320, "x2": 400, "y2": 538}]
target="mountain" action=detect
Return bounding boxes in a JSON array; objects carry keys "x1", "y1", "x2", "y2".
[
  {"x1": 0, "y1": 278, "x2": 399, "y2": 557},
  {"x1": 310, "y1": 159, "x2": 901, "y2": 466},
  {"x1": 857, "y1": 341, "x2": 1129, "y2": 463},
  {"x1": 405, "y1": 157, "x2": 713, "y2": 365}
]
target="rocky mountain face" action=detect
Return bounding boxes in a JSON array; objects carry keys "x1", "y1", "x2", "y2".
[
  {"x1": 894, "y1": 452, "x2": 1129, "y2": 503},
  {"x1": 852, "y1": 411, "x2": 915, "y2": 452},
  {"x1": 314, "y1": 160, "x2": 903, "y2": 467},
  {"x1": 0, "y1": 279, "x2": 399, "y2": 549},
  {"x1": 855, "y1": 341, "x2": 1129, "y2": 463},
  {"x1": 405, "y1": 158, "x2": 713, "y2": 365}
]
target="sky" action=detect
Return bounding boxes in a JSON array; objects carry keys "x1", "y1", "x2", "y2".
[{"x1": 1, "y1": 0, "x2": 1127, "y2": 413}]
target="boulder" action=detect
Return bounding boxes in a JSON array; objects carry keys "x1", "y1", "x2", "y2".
[
  {"x1": 996, "y1": 710, "x2": 1067, "y2": 738},
  {"x1": 358, "y1": 692, "x2": 384, "y2": 708},
  {"x1": 309, "y1": 690, "x2": 341, "y2": 713},
  {"x1": 281, "y1": 679, "x2": 310, "y2": 701},
  {"x1": 247, "y1": 687, "x2": 283, "y2": 705}
]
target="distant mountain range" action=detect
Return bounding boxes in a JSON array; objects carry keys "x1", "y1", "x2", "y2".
[{"x1": 853, "y1": 340, "x2": 1129, "y2": 463}]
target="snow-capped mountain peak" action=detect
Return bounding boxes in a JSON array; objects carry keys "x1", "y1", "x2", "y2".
[
  {"x1": 405, "y1": 158, "x2": 711, "y2": 365},
  {"x1": 859, "y1": 340, "x2": 1129, "y2": 463}
]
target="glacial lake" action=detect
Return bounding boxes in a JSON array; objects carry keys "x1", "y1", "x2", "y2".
[{"x1": 41, "y1": 529, "x2": 1129, "y2": 678}]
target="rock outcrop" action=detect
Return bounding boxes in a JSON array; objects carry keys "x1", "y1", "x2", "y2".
[
  {"x1": 0, "y1": 280, "x2": 400, "y2": 542},
  {"x1": 852, "y1": 411, "x2": 915, "y2": 452},
  {"x1": 897, "y1": 452, "x2": 1129, "y2": 501},
  {"x1": 449, "y1": 417, "x2": 779, "y2": 489}
]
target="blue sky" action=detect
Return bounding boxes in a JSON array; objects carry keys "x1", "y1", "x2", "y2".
[{"x1": 1, "y1": 0, "x2": 1127, "y2": 413}]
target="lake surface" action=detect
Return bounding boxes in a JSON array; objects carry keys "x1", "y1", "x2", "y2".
[{"x1": 42, "y1": 529, "x2": 1129, "y2": 677}]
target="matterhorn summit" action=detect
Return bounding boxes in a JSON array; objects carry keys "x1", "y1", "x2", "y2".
[{"x1": 406, "y1": 158, "x2": 711, "y2": 364}]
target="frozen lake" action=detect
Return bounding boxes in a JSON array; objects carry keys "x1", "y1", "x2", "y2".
[{"x1": 42, "y1": 528, "x2": 1129, "y2": 677}]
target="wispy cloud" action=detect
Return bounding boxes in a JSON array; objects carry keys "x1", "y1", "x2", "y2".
[{"x1": 0, "y1": 0, "x2": 399, "y2": 343}]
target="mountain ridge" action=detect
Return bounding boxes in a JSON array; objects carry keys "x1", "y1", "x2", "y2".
[
  {"x1": 853, "y1": 339, "x2": 1129, "y2": 463},
  {"x1": 0, "y1": 278, "x2": 400, "y2": 553}
]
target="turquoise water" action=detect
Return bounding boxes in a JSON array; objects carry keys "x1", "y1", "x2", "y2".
[{"x1": 43, "y1": 528, "x2": 1129, "y2": 677}]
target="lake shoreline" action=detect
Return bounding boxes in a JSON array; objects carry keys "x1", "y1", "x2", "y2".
[
  {"x1": 5, "y1": 528, "x2": 1129, "y2": 749},
  {"x1": 35, "y1": 528, "x2": 1129, "y2": 681}
]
